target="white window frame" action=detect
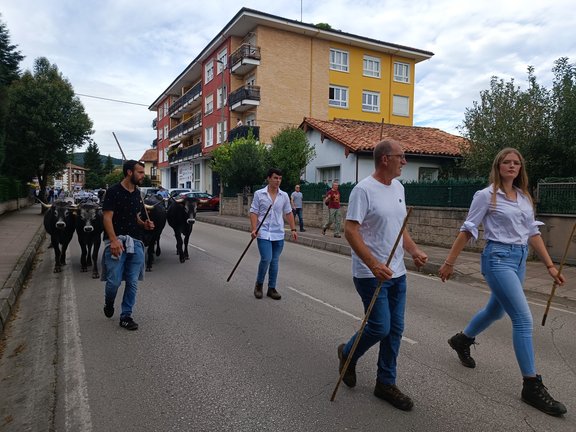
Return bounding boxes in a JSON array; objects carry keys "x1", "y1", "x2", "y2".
[
  {"x1": 217, "y1": 49, "x2": 227, "y2": 73},
  {"x1": 163, "y1": 125, "x2": 169, "y2": 139},
  {"x1": 246, "y1": 113, "x2": 256, "y2": 126},
  {"x1": 163, "y1": 147, "x2": 168, "y2": 163},
  {"x1": 393, "y1": 95, "x2": 410, "y2": 117},
  {"x1": 330, "y1": 49, "x2": 349, "y2": 72},
  {"x1": 318, "y1": 167, "x2": 340, "y2": 184},
  {"x1": 217, "y1": 86, "x2": 227, "y2": 110},
  {"x1": 362, "y1": 91, "x2": 380, "y2": 112},
  {"x1": 394, "y1": 62, "x2": 410, "y2": 83},
  {"x1": 363, "y1": 55, "x2": 381, "y2": 78},
  {"x1": 205, "y1": 94, "x2": 214, "y2": 115},
  {"x1": 204, "y1": 61, "x2": 214, "y2": 84},
  {"x1": 418, "y1": 167, "x2": 439, "y2": 182},
  {"x1": 158, "y1": 128, "x2": 163, "y2": 140},
  {"x1": 193, "y1": 163, "x2": 201, "y2": 190},
  {"x1": 205, "y1": 127, "x2": 214, "y2": 148},
  {"x1": 329, "y1": 85, "x2": 348, "y2": 108},
  {"x1": 217, "y1": 121, "x2": 227, "y2": 144},
  {"x1": 163, "y1": 101, "x2": 169, "y2": 117}
]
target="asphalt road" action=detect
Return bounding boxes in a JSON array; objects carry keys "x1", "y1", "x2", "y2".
[{"x1": 1, "y1": 221, "x2": 575, "y2": 432}]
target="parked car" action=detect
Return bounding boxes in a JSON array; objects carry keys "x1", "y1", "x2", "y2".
[
  {"x1": 140, "y1": 187, "x2": 160, "y2": 199},
  {"x1": 73, "y1": 190, "x2": 99, "y2": 204},
  {"x1": 168, "y1": 188, "x2": 192, "y2": 198},
  {"x1": 180, "y1": 191, "x2": 220, "y2": 211}
]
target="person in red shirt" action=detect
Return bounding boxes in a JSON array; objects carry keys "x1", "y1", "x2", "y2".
[{"x1": 322, "y1": 181, "x2": 342, "y2": 238}]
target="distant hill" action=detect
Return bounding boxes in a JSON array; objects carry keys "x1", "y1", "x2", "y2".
[{"x1": 73, "y1": 153, "x2": 123, "y2": 167}]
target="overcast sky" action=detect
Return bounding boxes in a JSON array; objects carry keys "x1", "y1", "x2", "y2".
[{"x1": 2, "y1": 0, "x2": 574, "y2": 160}]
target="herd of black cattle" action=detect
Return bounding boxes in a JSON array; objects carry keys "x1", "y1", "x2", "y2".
[{"x1": 41, "y1": 193, "x2": 199, "y2": 276}]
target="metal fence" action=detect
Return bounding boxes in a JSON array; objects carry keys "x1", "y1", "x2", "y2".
[
  {"x1": 403, "y1": 182, "x2": 485, "y2": 208},
  {"x1": 537, "y1": 182, "x2": 576, "y2": 215}
]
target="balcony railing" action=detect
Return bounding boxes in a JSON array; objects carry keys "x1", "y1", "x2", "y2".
[
  {"x1": 228, "y1": 85, "x2": 261, "y2": 112},
  {"x1": 168, "y1": 82, "x2": 202, "y2": 118},
  {"x1": 230, "y1": 44, "x2": 261, "y2": 76},
  {"x1": 168, "y1": 143, "x2": 202, "y2": 164},
  {"x1": 168, "y1": 112, "x2": 202, "y2": 141},
  {"x1": 152, "y1": 138, "x2": 158, "y2": 148},
  {"x1": 227, "y1": 125, "x2": 260, "y2": 142}
]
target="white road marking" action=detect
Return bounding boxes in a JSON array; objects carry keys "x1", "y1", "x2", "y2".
[
  {"x1": 188, "y1": 243, "x2": 206, "y2": 252},
  {"x1": 286, "y1": 286, "x2": 418, "y2": 345},
  {"x1": 62, "y1": 269, "x2": 93, "y2": 431}
]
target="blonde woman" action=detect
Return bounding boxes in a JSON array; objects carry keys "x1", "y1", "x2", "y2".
[{"x1": 439, "y1": 148, "x2": 567, "y2": 416}]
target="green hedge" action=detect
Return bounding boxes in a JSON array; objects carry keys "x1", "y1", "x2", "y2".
[{"x1": 0, "y1": 176, "x2": 28, "y2": 203}]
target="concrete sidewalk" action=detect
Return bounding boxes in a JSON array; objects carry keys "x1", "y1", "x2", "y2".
[{"x1": 1, "y1": 205, "x2": 575, "y2": 333}]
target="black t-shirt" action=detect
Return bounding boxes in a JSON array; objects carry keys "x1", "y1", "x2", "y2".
[{"x1": 102, "y1": 182, "x2": 145, "y2": 241}]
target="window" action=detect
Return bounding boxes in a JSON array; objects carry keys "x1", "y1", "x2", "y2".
[
  {"x1": 330, "y1": 49, "x2": 349, "y2": 72},
  {"x1": 217, "y1": 121, "x2": 227, "y2": 144},
  {"x1": 163, "y1": 147, "x2": 168, "y2": 163},
  {"x1": 163, "y1": 101, "x2": 169, "y2": 117},
  {"x1": 362, "y1": 91, "x2": 380, "y2": 112},
  {"x1": 393, "y1": 95, "x2": 410, "y2": 116},
  {"x1": 158, "y1": 105, "x2": 163, "y2": 119},
  {"x1": 363, "y1": 55, "x2": 381, "y2": 78},
  {"x1": 217, "y1": 86, "x2": 227, "y2": 110},
  {"x1": 163, "y1": 125, "x2": 168, "y2": 139},
  {"x1": 394, "y1": 62, "x2": 410, "y2": 83},
  {"x1": 319, "y1": 167, "x2": 340, "y2": 184},
  {"x1": 329, "y1": 85, "x2": 348, "y2": 108},
  {"x1": 246, "y1": 113, "x2": 256, "y2": 126},
  {"x1": 204, "y1": 61, "x2": 214, "y2": 84},
  {"x1": 205, "y1": 94, "x2": 214, "y2": 115},
  {"x1": 205, "y1": 127, "x2": 214, "y2": 147},
  {"x1": 217, "y1": 49, "x2": 227, "y2": 73},
  {"x1": 419, "y1": 167, "x2": 439, "y2": 182},
  {"x1": 158, "y1": 128, "x2": 163, "y2": 140}
]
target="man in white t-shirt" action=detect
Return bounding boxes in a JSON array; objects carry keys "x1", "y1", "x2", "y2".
[{"x1": 337, "y1": 139, "x2": 427, "y2": 411}]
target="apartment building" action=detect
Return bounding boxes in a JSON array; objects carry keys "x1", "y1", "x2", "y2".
[{"x1": 149, "y1": 8, "x2": 433, "y2": 194}]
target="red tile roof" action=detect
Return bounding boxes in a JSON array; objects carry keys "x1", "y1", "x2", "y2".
[
  {"x1": 140, "y1": 148, "x2": 157, "y2": 162},
  {"x1": 301, "y1": 118, "x2": 467, "y2": 157}
]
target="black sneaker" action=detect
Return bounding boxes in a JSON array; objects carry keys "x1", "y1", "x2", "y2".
[
  {"x1": 522, "y1": 375, "x2": 567, "y2": 416},
  {"x1": 254, "y1": 283, "x2": 263, "y2": 299},
  {"x1": 448, "y1": 332, "x2": 476, "y2": 368},
  {"x1": 322, "y1": 228, "x2": 326, "y2": 235},
  {"x1": 337, "y1": 343, "x2": 356, "y2": 387},
  {"x1": 267, "y1": 288, "x2": 281, "y2": 300},
  {"x1": 103, "y1": 303, "x2": 114, "y2": 318},
  {"x1": 374, "y1": 381, "x2": 414, "y2": 411},
  {"x1": 300, "y1": 229, "x2": 306, "y2": 232},
  {"x1": 119, "y1": 316, "x2": 139, "y2": 331}
]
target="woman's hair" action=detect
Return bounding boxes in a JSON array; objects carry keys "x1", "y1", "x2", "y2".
[{"x1": 489, "y1": 147, "x2": 532, "y2": 209}]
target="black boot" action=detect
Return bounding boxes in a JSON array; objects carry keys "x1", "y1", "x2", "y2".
[
  {"x1": 254, "y1": 283, "x2": 263, "y2": 299},
  {"x1": 522, "y1": 375, "x2": 567, "y2": 416},
  {"x1": 337, "y1": 344, "x2": 356, "y2": 387},
  {"x1": 448, "y1": 332, "x2": 476, "y2": 368}
]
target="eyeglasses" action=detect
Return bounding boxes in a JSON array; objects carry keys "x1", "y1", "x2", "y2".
[{"x1": 386, "y1": 154, "x2": 406, "y2": 161}]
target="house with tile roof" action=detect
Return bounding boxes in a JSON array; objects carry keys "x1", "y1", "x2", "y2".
[
  {"x1": 139, "y1": 148, "x2": 159, "y2": 186},
  {"x1": 300, "y1": 118, "x2": 467, "y2": 184}
]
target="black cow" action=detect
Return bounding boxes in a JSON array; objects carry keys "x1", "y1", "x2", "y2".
[
  {"x1": 142, "y1": 194, "x2": 167, "y2": 271},
  {"x1": 75, "y1": 202, "x2": 103, "y2": 278},
  {"x1": 166, "y1": 195, "x2": 197, "y2": 263},
  {"x1": 42, "y1": 200, "x2": 76, "y2": 273}
]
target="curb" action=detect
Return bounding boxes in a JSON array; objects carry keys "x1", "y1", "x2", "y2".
[{"x1": 0, "y1": 222, "x2": 46, "y2": 333}]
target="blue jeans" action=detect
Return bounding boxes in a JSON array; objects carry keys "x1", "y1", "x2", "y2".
[
  {"x1": 293, "y1": 208, "x2": 304, "y2": 231},
  {"x1": 256, "y1": 238, "x2": 284, "y2": 289},
  {"x1": 464, "y1": 241, "x2": 535, "y2": 376},
  {"x1": 343, "y1": 275, "x2": 407, "y2": 385},
  {"x1": 104, "y1": 241, "x2": 145, "y2": 319}
]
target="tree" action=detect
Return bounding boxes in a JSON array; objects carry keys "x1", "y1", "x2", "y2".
[
  {"x1": 459, "y1": 67, "x2": 552, "y2": 189},
  {"x1": 267, "y1": 127, "x2": 316, "y2": 192},
  {"x1": 104, "y1": 169, "x2": 124, "y2": 187},
  {"x1": 104, "y1": 155, "x2": 115, "y2": 174},
  {"x1": 2, "y1": 57, "x2": 93, "y2": 204},
  {"x1": 83, "y1": 140, "x2": 103, "y2": 188},
  {"x1": 0, "y1": 17, "x2": 24, "y2": 168},
  {"x1": 209, "y1": 133, "x2": 267, "y2": 192}
]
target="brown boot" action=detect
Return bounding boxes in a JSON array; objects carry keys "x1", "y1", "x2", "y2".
[
  {"x1": 266, "y1": 288, "x2": 281, "y2": 300},
  {"x1": 254, "y1": 283, "x2": 263, "y2": 299}
]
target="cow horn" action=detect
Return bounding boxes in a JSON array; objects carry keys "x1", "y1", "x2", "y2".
[
  {"x1": 144, "y1": 204, "x2": 154, "y2": 210},
  {"x1": 175, "y1": 198, "x2": 185, "y2": 204},
  {"x1": 36, "y1": 198, "x2": 52, "y2": 209}
]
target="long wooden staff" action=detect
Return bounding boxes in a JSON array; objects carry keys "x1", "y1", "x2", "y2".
[
  {"x1": 541, "y1": 222, "x2": 576, "y2": 326},
  {"x1": 331, "y1": 207, "x2": 413, "y2": 402},
  {"x1": 226, "y1": 204, "x2": 273, "y2": 282}
]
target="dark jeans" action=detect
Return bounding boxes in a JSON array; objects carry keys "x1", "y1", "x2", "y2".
[{"x1": 293, "y1": 208, "x2": 304, "y2": 230}]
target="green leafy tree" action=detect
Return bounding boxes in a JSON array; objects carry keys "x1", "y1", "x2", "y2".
[
  {"x1": 104, "y1": 169, "x2": 124, "y2": 187},
  {"x1": 104, "y1": 155, "x2": 115, "y2": 174},
  {"x1": 267, "y1": 126, "x2": 316, "y2": 192},
  {"x1": 83, "y1": 140, "x2": 103, "y2": 188},
  {"x1": 3, "y1": 57, "x2": 93, "y2": 205},
  {"x1": 209, "y1": 133, "x2": 267, "y2": 192},
  {"x1": 0, "y1": 17, "x2": 24, "y2": 168},
  {"x1": 459, "y1": 67, "x2": 552, "y2": 189}
]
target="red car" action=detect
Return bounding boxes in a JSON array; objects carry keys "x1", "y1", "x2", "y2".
[{"x1": 181, "y1": 191, "x2": 220, "y2": 211}]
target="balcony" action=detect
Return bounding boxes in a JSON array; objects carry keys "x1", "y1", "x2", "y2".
[
  {"x1": 229, "y1": 85, "x2": 260, "y2": 112},
  {"x1": 227, "y1": 125, "x2": 260, "y2": 142},
  {"x1": 230, "y1": 44, "x2": 261, "y2": 76},
  {"x1": 152, "y1": 138, "x2": 158, "y2": 148},
  {"x1": 168, "y1": 143, "x2": 203, "y2": 164},
  {"x1": 168, "y1": 112, "x2": 202, "y2": 141},
  {"x1": 168, "y1": 82, "x2": 202, "y2": 118}
]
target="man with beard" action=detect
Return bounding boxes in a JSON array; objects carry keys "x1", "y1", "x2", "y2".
[{"x1": 101, "y1": 160, "x2": 154, "y2": 331}]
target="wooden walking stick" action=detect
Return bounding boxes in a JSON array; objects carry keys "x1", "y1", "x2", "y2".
[
  {"x1": 226, "y1": 204, "x2": 273, "y2": 282},
  {"x1": 330, "y1": 207, "x2": 413, "y2": 402},
  {"x1": 542, "y1": 222, "x2": 576, "y2": 326}
]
